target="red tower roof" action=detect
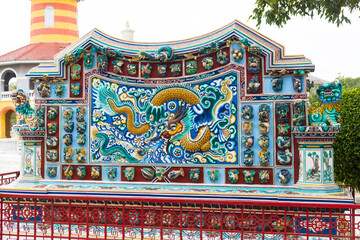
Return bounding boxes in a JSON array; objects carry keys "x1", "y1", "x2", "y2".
[{"x1": 0, "y1": 42, "x2": 70, "y2": 63}]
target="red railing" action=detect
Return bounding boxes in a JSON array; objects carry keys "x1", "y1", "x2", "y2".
[
  {"x1": 0, "y1": 171, "x2": 19, "y2": 186},
  {"x1": 0, "y1": 172, "x2": 359, "y2": 239}
]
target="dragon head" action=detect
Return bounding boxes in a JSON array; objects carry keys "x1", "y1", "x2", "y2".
[
  {"x1": 316, "y1": 82, "x2": 342, "y2": 104},
  {"x1": 11, "y1": 89, "x2": 28, "y2": 109}
]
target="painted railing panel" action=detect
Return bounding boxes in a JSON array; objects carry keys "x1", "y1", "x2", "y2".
[
  {"x1": 0, "y1": 172, "x2": 359, "y2": 239},
  {"x1": 0, "y1": 194, "x2": 359, "y2": 240}
]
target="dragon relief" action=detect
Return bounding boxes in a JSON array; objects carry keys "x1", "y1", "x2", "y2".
[
  {"x1": 90, "y1": 74, "x2": 238, "y2": 165},
  {"x1": 11, "y1": 89, "x2": 44, "y2": 130},
  {"x1": 308, "y1": 82, "x2": 342, "y2": 126}
]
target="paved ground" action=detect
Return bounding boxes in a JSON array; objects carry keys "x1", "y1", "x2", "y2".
[
  {"x1": 0, "y1": 151, "x2": 21, "y2": 174},
  {"x1": 0, "y1": 138, "x2": 21, "y2": 174}
]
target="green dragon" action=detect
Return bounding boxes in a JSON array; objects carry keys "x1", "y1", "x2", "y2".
[
  {"x1": 11, "y1": 89, "x2": 44, "y2": 130},
  {"x1": 94, "y1": 132, "x2": 140, "y2": 163},
  {"x1": 308, "y1": 82, "x2": 342, "y2": 126}
]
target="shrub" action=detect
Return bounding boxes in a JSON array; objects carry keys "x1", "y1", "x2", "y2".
[{"x1": 334, "y1": 88, "x2": 360, "y2": 191}]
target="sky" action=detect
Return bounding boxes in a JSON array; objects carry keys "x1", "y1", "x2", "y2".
[{"x1": 0, "y1": 0, "x2": 360, "y2": 81}]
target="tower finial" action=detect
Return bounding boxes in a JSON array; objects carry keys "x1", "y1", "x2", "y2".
[{"x1": 121, "y1": 21, "x2": 135, "y2": 41}]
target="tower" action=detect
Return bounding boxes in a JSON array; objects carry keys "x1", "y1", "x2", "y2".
[
  {"x1": 121, "y1": 21, "x2": 135, "y2": 41},
  {"x1": 0, "y1": 0, "x2": 84, "y2": 139},
  {"x1": 30, "y1": 0, "x2": 82, "y2": 43}
]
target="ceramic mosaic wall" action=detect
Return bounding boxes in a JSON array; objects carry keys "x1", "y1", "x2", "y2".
[
  {"x1": 61, "y1": 105, "x2": 88, "y2": 164},
  {"x1": 90, "y1": 73, "x2": 238, "y2": 165},
  {"x1": 28, "y1": 30, "x2": 314, "y2": 187}
]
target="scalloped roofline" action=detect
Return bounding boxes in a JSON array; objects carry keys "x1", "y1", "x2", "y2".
[{"x1": 27, "y1": 20, "x2": 314, "y2": 78}]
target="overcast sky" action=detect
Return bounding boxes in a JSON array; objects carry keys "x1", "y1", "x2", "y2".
[{"x1": 1, "y1": 0, "x2": 360, "y2": 81}]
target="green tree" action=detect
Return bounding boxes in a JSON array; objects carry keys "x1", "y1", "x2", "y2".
[
  {"x1": 339, "y1": 77, "x2": 360, "y2": 90},
  {"x1": 250, "y1": 0, "x2": 360, "y2": 27},
  {"x1": 307, "y1": 82, "x2": 321, "y2": 109},
  {"x1": 333, "y1": 88, "x2": 360, "y2": 191}
]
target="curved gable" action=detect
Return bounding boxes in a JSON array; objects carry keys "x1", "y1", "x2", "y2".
[{"x1": 28, "y1": 20, "x2": 314, "y2": 78}]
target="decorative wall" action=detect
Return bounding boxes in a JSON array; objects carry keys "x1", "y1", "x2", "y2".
[
  {"x1": 15, "y1": 21, "x2": 346, "y2": 196},
  {"x1": 33, "y1": 47, "x2": 307, "y2": 186}
]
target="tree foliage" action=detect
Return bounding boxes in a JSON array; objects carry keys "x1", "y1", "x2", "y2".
[
  {"x1": 339, "y1": 76, "x2": 360, "y2": 90},
  {"x1": 333, "y1": 87, "x2": 360, "y2": 191},
  {"x1": 307, "y1": 82, "x2": 321, "y2": 109},
  {"x1": 250, "y1": 0, "x2": 360, "y2": 27}
]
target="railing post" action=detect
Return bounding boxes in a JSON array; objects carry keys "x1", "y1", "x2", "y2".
[
  {"x1": 33, "y1": 198, "x2": 37, "y2": 239},
  {"x1": 86, "y1": 199, "x2": 89, "y2": 239},
  {"x1": 16, "y1": 198, "x2": 20, "y2": 239},
  {"x1": 105, "y1": 200, "x2": 108, "y2": 239},
  {"x1": 51, "y1": 199, "x2": 54, "y2": 239},
  {"x1": 241, "y1": 205, "x2": 244, "y2": 240},
  {"x1": 329, "y1": 207, "x2": 332, "y2": 239},
  {"x1": 351, "y1": 208, "x2": 355, "y2": 239},
  {"x1": 160, "y1": 202, "x2": 163, "y2": 240},
  {"x1": 284, "y1": 206, "x2": 287, "y2": 240},
  {"x1": 68, "y1": 199, "x2": 71, "y2": 240},
  {"x1": 261, "y1": 206, "x2": 265, "y2": 240},
  {"x1": 179, "y1": 203, "x2": 183, "y2": 240},
  {"x1": 140, "y1": 202, "x2": 144, "y2": 240},
  {"x1": 0, "y1": 195, "x2": 3, "y2": 237},
  {"x1": 306, "y1": 207, "x2": 309, "y2": 239},
  {"x1": 122, "y1": 201, "x2": 125, "y2": 240},
  {"x1": 200, "y1": 204, "x2": 203, "y2": 239},
  {"x1": 220, "y1": 205, "x2": 223, "y2": 240}
]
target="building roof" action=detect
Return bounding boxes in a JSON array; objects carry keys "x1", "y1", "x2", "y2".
[
  {"x1": 28, "y1": 20, "x2": 315, "y2": 78},
  {"x1": 0, "y1": 42, "x2": 70, "y2": 63}
]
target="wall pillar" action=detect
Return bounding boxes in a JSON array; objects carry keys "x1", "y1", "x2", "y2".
[
  {"x1": 14, "y1": 126, "x2": 45, "y2": 181},
  {"x1": 293, "y1": 126, "x2": 339, "y2": 190},
  {"x1": 21, "y1": 141, "x2": 42, "y2": 179},
  {"x1": 297, "y1": 144, "x2": 335, "y2": 186}
]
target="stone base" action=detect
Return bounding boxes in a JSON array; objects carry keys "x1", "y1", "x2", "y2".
[
  {"x1": 0, "y1": 179, "x2": 354, "y2": 204},
  {"x1": 295, "y1": 182, "x2": 340, "y2": 191}
]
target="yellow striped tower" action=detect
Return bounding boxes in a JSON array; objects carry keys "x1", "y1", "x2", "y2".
[{"x1": 30, "y1": 0, "x2": 82, "y2": 43}]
